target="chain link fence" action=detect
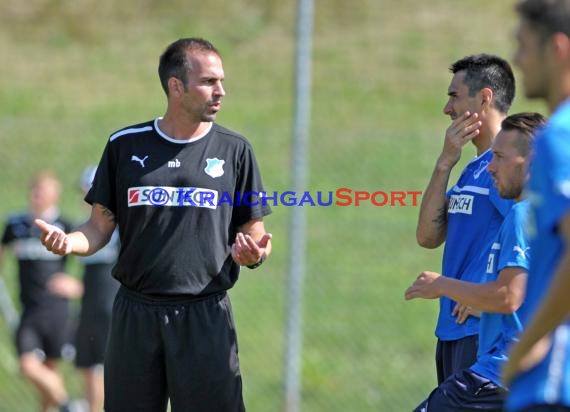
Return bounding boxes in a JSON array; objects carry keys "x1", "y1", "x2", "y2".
[{"x1": 0, "y1": 0, "x2": 532, "y2": 410}]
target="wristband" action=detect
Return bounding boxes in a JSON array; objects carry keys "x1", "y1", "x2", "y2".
[{"x1": 246, "y1": 252, "x2": 266, "y2": 269}]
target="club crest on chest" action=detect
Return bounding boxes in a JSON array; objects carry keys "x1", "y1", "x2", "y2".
[{"x1": 204, "y1": 158, "x2": 225, "y2": 178}]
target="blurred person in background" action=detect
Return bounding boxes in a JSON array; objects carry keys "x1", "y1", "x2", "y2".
[
  {"x1": 49, "y1": 165, "x2": 120, "y2": 412},
  {"x1": 0, "y1": 171, "x2": 76, "y2": 412},
  {"x1": 407, "y1": 112, "x2": 544, "y2": 411},
  {"x1": 502, "y1": 1, "x2": 570, "y2": 411},
  {"x1": 416, "y1": 54, "x2": 516, "y2": 384},
  {"x1": 34, "y1": 37, "x2": 272, "y2": 412}
]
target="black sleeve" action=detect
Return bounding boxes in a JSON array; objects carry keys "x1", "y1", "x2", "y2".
[
  {"x1": 232, "y1": 143, "x2": 272, "y2": 228},
  {"x1": 85, "y1": 140, "x2": 117, "y2": 215},
  {"x1": 1, "y1": 220, "x2": 14, "y2": 246}
]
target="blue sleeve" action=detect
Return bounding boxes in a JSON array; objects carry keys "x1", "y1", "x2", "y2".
[
  {"x1": 446, "y1": 166, "x2": 467, "y2": 200},
  {"x1": 497, "y1": 205, "x2": 531, "y2": 272},
  {"x1": 541, "y1": 127, "x2": 570, "y2": 233}
]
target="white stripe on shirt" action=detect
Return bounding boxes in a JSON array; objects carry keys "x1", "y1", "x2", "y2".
[
  {"x1": 110, "y1": 126, "x2": 153, "y2": 142},
  {"x1": 451, "y1": 185, "x2": 490, "y2": 196}
]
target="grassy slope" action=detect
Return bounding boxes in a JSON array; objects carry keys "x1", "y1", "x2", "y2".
[{"x1": 0, "y1": 0, "x2": 546, "y2": 410}]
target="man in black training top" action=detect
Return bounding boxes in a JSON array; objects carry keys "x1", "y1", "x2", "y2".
[
  {"x1": 1, "y1": 171, "x2": 75, "y2": 412},
  {"x1": 35, "y1": 37, "x2": 273, "y2": 412}
]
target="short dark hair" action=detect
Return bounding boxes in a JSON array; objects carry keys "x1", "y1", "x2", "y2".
[
  {"x1": 516, "y1": 0, "x2": 570, "y2": 41},
  {"x1": 450, "y1": 54, "x2": 516, "y2": 114},
  {"x1": 158, "y1": 38, "x2": 220, "y2": 96},
  {"x1": 501, "y1": 112, "x2": 546, "y2": 156}
]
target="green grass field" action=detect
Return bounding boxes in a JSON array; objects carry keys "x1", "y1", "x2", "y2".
[{"x1": 0, "y1": 0, "x2": 547, "y2": 410}]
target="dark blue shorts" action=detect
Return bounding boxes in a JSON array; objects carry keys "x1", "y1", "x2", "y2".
[
  {"x1": 104, "y1": 287, "x2": 245, "y2": 412},
  {"x1": 412, "y1": 368, "x2": 504, "y2": 412},
  {"x1": 436, "y1": 334, "x2": 479, "y2": 384}
]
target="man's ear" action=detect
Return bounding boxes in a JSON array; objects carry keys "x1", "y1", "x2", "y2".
[
  {"x1": 168, "y1": 77, "x2": 184, "y2": 97},
  {"x1": 551, "y1": 31, "x2": 570, "y2": 61},
  {"x1": 480, "y1": 87, "x2": 494, "y2": 110}
]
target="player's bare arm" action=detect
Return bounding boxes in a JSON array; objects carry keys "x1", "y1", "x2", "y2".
[
  {"x1": 416, "y1": 112, "x2": 482, "y2": 248},
  {"x1": 503, "y1": 212, "x2": 570, "y2": 386},
  {"x1": 405, "y1": 267, "x2": 526, "y2": 314},
  {"x1": 98, "y1": 203, "x2": 117, "y2": 224},
  {"x1": 231, "y1": 218, "x2": 272, "y2": 267},
  {"x1": 35, "y1": 203, "x2": 116, "y2": 257}
]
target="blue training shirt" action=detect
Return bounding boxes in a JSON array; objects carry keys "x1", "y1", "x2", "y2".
[
  {"x1": 436, "y1": 149, "x2": 513, "y2": 340},
  {"x1": 470, "y1": 200, "x2": 530, "y2": 386},
  {"x1": 507, "y1": 99, "x2": 570, "y2": 411}
]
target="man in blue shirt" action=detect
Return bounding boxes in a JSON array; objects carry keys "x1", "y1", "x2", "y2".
[
  {"x1": 416, "y1": 54, "x2": 516, "y2": 384},
  {"x1": 406, "y1": 112, "x2": 545, "y2": 411},
  {"x1": 503, "y1": 1, "x2": 570, "y2": 411}
]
